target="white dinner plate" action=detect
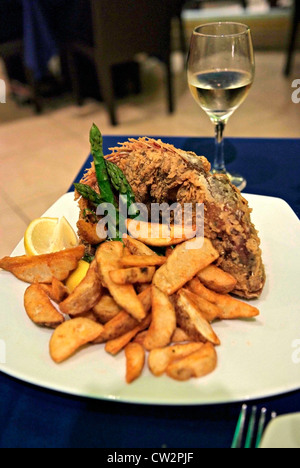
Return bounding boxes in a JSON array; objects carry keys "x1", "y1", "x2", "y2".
[
  {"x1": 0, "y1": 193, "x2": 300, "y2": 405},
  {"x1": 260, "y1": 413, "x2": 300, "y2": 448}
]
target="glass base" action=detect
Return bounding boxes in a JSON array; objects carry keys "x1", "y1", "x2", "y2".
[{"x1": 212, "y1": 169, "x2": 247, "y2": 192}]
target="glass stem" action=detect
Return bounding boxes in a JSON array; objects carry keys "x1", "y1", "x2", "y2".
[{"x1": 213, "y1": 121, "x2": 226, "y2": 174}]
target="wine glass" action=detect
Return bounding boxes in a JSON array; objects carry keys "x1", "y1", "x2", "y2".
[{"x1": 187, "y1": 22, "x2": 255, "y2": 191}]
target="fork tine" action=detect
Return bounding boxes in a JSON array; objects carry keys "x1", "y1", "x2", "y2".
[
  {"x1": 231, "y1": 404, "x2": 248, "y2": 448},
  {"x1": 244, "y1": 406, "x2": 257, "y2": 448},
  {"x1": 255, "y1": 407, "x2": 267, "y2": 448}
]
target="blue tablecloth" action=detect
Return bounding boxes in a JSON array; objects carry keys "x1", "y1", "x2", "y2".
[{"x1": 1, "y1": 136, "x2": 299, "y2": 449}]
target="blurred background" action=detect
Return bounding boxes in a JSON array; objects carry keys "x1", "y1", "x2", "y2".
[{"x1": 0, "y1": 0, "x2": 299, "y2": 256}]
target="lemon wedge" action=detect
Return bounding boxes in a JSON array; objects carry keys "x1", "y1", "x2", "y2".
[
  {"x1": 24, "y1": 216, "x2": 78, "y2": 256},
  {"x1": 65, "y1": 260, "x2": 90, "y2": 292},
  {"x1": 49, "y1": 216, "x2": 79, "y2": 253}
]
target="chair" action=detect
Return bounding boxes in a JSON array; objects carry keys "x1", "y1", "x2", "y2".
[
  {"x1": 284, "y1": 0, "x2": 300, "y2": 76},
  {"x1": 0, "y1": 39, "x2": 43, "y2": 114},
  {"x1": 66, "y1": 0, "x2": 175, "y2": 126},
  {"x1": 0, "y1": 0, "x2": 43, "y2": 113}
]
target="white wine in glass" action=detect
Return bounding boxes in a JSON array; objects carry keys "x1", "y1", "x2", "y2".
[{"x1": 187, "y1": 23, "x2": 255, "y2": 191}]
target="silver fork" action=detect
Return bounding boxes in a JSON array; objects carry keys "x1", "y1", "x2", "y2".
[{"x1": 231, "y1": 404, "x2": 277, "y2": 448}]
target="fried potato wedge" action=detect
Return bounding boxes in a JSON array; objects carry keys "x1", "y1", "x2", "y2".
[
  {"x1": 94, "y1": 311, "x2": 138, "y2": 344},
  {"x1": 171, "y1": 327, "x2": 192, "y2": 343},
  {"x1": 181, "y1": 289, "x2": 222, "y2": 322},
  {"x1": 121, "y1": 255, "x2": 166, "y2": 268},
  {"x1": 165, "y1": 246, "x2": 174, "y2": 258},
  {"x1": 59, "y1": 259, "x2": 102, "y2": 316},
  {"x1": 132, "y1": 330, "x2": 148, "y2": 346},
  {"x1": 153, "y1": 238, "x2": 219, "y2": 295},
  {"x1": 49, "y1": 318, "x2": 104, "y2": 363},
  {"x1": 93, "y1": 287, "x2": 152, "y2": 344},
  {"x1": 105, "y1": 314, "x2": 151, "y2": 355},
  {"x1": 123, "y1": 236, "x2": 158, "y2": 256},
  {"x1": 69, "y1": 310, "x2": 99, "y2": 323},
  {"x1": 197, "y1": 265, "x2": 237, "y2": 294},
  {"x1": 51, "y1": 277, "x2": 69, "y2": 303},
  {"x1": 96, "y1": 241, "x2": 146, "y2": 321},
  {"x1": 125, "y1": 342, "x2": 145, "y2": 383},
  {"x1": 40, "y1": 279, "x2": 69, "y2": 303},
  {"x1": 77, "y1": 219, "x2": 105, "y2": 245},
  {"x1": 93, "y1": 294, "x2": 121, "y2": 323},
  {"x1": 24, "y1": 284, "x2": 64, "y2": 328},
  {"x1": 166, "y1": 342, "x2": 217, "y2": 381},
  {"x1": 110, "y1": 266, "x2": 156, "y2": 285},
  {"x1": 0, "y1": 246, "x2": 85, "y2": 283},
  {"x1": 188, "y1": 277, "x2": 260, "y2": 320},
  {"x1": 148, "y1": 342, "x2": 204, "y2": 376},
  {"x1": 126, "y1": 219, "x2": 196, "y2": 247},
  {"x1": 39, "y1": 283, "x2": 54, "y2": 298},
  {"x1": 143, "y1": 285, "x2": 176, "y2": 351},
  {"x1": 175, "y1": 289, "x2": 220, "y2": 346}
]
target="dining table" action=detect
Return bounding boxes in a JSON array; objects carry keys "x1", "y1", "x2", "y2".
[{"x1": 0, "y1": 135, "x2": 299, "y2": 449}]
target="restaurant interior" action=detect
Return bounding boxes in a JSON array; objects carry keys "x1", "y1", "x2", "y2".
[
  {"x1": 0, "y1": 0, "x2": 299, "y2": 450},
  {"x1": 0, "y1": 0, "x2": 299, "y2": 257}
]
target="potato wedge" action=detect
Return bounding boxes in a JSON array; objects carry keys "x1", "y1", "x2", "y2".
[
  {"x1": 132, "y1": 330, "x2": 148, "y2": 346},
  {"x1": 96, "y1": 241, "x2": 146, "y2": 321},
  {"x1": 181, "y1": 289, "x2": 222, "y2": 322},
  {"x1": 39, "y1": 283, "x2": 54, "y2": 298},
  {"x1": 143, "y1": 286, "x2": 176, "y2": 351},
  {"x1": 165, "y1": 246, "x2": 174, "y2": 258},
  {"x1": 197, "y1": 265, "x2": 237, "y2": 294},
  {"x1": 94, "y1": 311, "x2": 138, "y2": 344},
  {"x1": 69, "y1": 310, "x2": 99, "y2": 323},
  {"x1": 59, "y1": 259, "x2": 102, "y2": 316},
  {"x1": 121, "y1": 255, "x2": 166, "y2": 268},
  {"x1": 24, "y1": 284, "x2": 64, "y2": 328},
  {"x1": 188, "y1": 277, "x2": 260, "y2": 319},
  {"x1": 49, "y1": 318, "x2": 104, "y2": 363},
  {"x1": 40, "y1": 279, "x2": 69, "y2": 303},
  {"x1": 0, "y1": 246, "x2": 85, "y2": 283},
  {"x1": 105, "y1": 314, "x2": 151, "y2": 355},
  {"x1": 153, "y1": 238, "x2": 219, "y2": 295},
  {"x1": 123, "y1": 247, "x2": 132, "y2": 257},
  {"x1": 166, "y1": 342, "x2": 217, "y2": 381},
  {"x1": 109, "y1": 266, "x2": 156, "y2": 285},
  {"x1": 126, "y1": 219, "x2": 195, "y2": 247},
  {"x1": 123, "y1": 236, "x2": 158, "y2": 256},
  {"x1": 175, "y1": 289, "x2": 220, "y2": 346},
  {"x1": 135, "y1": 283, "x2": 152, "y2": 294},
  {"x1": 94, "y1": 287, "x2": 152, "y2": 344},
  {"x1": 93, "y1": 294, "x2": 121, "y2": 323},
  {"x1": 125, "y1": 343, "x2": 145, "y2": 383},
  {"x1": 51, "y1": 277, "x2": 69, "y2": 303},
  {"x1": 171, "y1": 327, "x2": 192, "y2": 343},
  {"x1": 148, "y1": 342, "x2": 204, "y2": 376}
]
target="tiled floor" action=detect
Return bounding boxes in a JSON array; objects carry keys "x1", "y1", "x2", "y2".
[{"x1": 0, "y1": 50, "x2": 299, "y2": 257}]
